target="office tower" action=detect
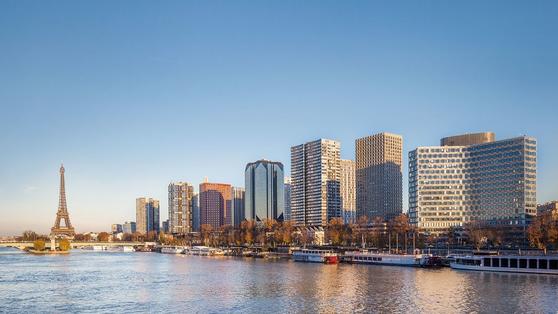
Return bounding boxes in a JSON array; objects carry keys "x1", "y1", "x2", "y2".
[
  {"x1": 409, "y1": 133, "x2": 537, "y2": 235},
  {"x1": 162, "y1": 220, "x2": 169, "y2": 233},
  {"x1": 291, "y1": 139, "x2": 341, "y2": 227},
  {"x1": 111, "y1": 224, "x2": 123, "y2": 234},
  {"x1": 123, "y1": 221, "x2": 136, "y2": 234},
  {"x1": 245, "y1": 160, "x2": 285, "y2": 222},
  {"x1": 231, "y1": 187, "x2": 245, "y2": 227},
  {"x1": 168, "y1": 182, "x2": 194, "y2": 234},
  {"x1": 284, "y1": 176, "x2": 291, "y2": 221},
  {"x1": 192, "y1": 193, "x2": 200, "y2": 232},
  {"x1": 136, "y1": 197, "x2": 160, "y2": 235},
  {"x1": 355, "y1": 132, "x2": 403, "y2": 222},
  {"x1": 199, "y1": 182, "x2": 232, "y2": 229},
  {"x1": 340, "y1": 159, "x2": 356, "y2": 224}
]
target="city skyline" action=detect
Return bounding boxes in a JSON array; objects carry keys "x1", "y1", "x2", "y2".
[{"x1": 1, "y1": 1, "x2": 558, "y2": 235}]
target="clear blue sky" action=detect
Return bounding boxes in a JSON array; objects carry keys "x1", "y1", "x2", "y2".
[{"x1": 1, "y1": 1, "x2": 557, "y2": 235}]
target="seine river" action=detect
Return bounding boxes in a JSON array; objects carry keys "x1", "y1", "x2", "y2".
[{"x1": 1, "y1": 247, "x2": 557, "y2": 313}]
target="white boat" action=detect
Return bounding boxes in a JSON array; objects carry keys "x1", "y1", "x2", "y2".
[
  {"x1": 92, "y1": 245, "x2": 108, "y2": 251},
  {"x1": 160, "y1": 246, "x2": 184, "y2": 254},
  {"x1": 119, "y1": 246, "x2": 135, "y2": 252},
  {"x1": 451, "y1": 255, "x2": 558, "y2": 275},
  {"x1": 292, "y1": 249, "x2": 339, "y2": 264},
  {"x1": 344, "y1": 251, "x2": 440, "y2": 267}
]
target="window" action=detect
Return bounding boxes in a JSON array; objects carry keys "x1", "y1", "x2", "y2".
[
  {"x1": 550, "y1": 260, "x2": 558, "y2": 270},
  {"x1": 483, "y1": 258, "x2": 491, "y2": 267},
  {"x1": 529, "y1": 259, "x2": 537, "y2": 269},
  {"x1": 539, "y1": 259, "x2": 548, "y2": 269},
  {"x1": 501, "y1": 258, "x2": 508, "y2": 267},
  {"x1": 510, "y1": 259, "x2": 518, "y2": 268},
  {"x1": 519, "y1": 259, "x2": 527, "y2": 268},
  {"x1": 492, "y1": 258, "x2": 500, "y2": 267}
]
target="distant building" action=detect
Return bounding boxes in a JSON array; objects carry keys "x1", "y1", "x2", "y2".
[
  {"x1": 162, "y1": 220, "x2": 169, "y2": 233},
  {"x1": 538, "y1": 201, "x2": 558, "y2": 216},
  {"x1": 231, "y1": 187, "x2": 245, "y2": 227},
  {"x1": 123, "y1": 221, "x2": 136, "y2": 234},
  {"x1": 355, "y1": 132, "x2": 403, "y2": 222},
  {"x1": 192, "y1": 193, "x2": 200, "y2": 232},
  {"x1": 284, "y1": 176, "x2": 291, "y2": 221},
  {"x1": 245, "y1": 159, "x2": 285, "y2": 222},
  {"x1": 111, "y1": 224, "x2": 123, "y2": 234},
  {"x1": 199, "y1": 182, "x2": 232, "y2": 229},
  {"x1": 136, "y1": 197, "x2": 160, "y2": 235},
  {"x1": 168, "y1": 182, "x2": 194, "y2": 234},
  {"x1": 291, "y1": 139, "x2": 341, "y2": 227},
  {"x1": 340, "y1": 159, "x2": 356, "y2": 224},
  {"x1": 409, "y1": 133, "x2": 537, "y2": 235}
]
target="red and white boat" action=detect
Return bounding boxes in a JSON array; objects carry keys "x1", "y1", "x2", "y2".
[{"x1": 292, "y1": 249, "x2": 339, "y2": 264}]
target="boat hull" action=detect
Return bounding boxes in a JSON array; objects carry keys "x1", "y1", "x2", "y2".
[{"x1": 450, "y1": 263, "x2": 558, "y2": 275}]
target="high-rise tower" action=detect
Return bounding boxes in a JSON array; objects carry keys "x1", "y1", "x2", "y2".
[{"x1": 51, "y1": 164, "x2": 75, "y2": 238}]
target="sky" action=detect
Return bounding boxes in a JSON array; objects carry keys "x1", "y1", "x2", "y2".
[{"x1": 1, "y1": 1, "x2": 557, "y2": 235}]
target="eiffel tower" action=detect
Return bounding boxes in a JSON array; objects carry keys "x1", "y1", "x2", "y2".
[{"x1": 51, "y1": 164, "x2": 75, "y2": 239}]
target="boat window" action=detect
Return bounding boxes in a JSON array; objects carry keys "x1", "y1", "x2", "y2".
[
  {"x1": 529, "y1": 259, "x2": 537, "y2": 269},
  {"x1": 483, "y1": 258, "x2": 491, "y2": 267},
  {"x1": 550, "y1": 260, "x2": 558, "y2": 270},
  {"x1": 492, "y1": 258, "x2": 500, "y2": 267},
  {"x1": 510, "y1": 259, "x2": 518, "y2": 268},
  {"x1": 539, "y1": 259, "x2": 548, "y2": 269},
  {"x1": 378, "y1": 257, "x2": 382, "y2": 261},
  {"x1": 519, "y1": 259, "x2": 527, "y2": 268},
  {"x1": 475, "y1": 259, "x2": 481, "y2": 266},
  {"x1": 501, "y1": 258, "x2": 508, "y2": 267}
]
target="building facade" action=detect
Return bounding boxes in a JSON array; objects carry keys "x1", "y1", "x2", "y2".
[
  {"x1": 192, "y1": 193, "x2": 200, "y2": 232},
  {"x1": 136, "y1": 197, "x2": 160, "y2": 235},
  {"x1": 291, "y1": 139, "x2": 341, "y2": 226},
  {"x1": 409, "y1": 133, "x2": 537, "y2": 235},
  {"x1": 111, "y1": 224, "x2": 123, "y2": 234},
  {"x1": 168, "y1": 182, "x2": 194, "y2": 234},
  {"x1": 340, "y1": 159, "x2": 356, "y2": 224},
  {"x1": 199, "y1": 182, "x2": 232, "y2": 229},
  {"x1": 284, "y1": 176, "x2": 291, "y2": 221},
  {"x1": 245, "y1": 160, "x2": 285, "y2": 222},
  {"x1": 123, "y1": 221, "x2": 136, "y2": 234},
  {"x1": 231, "y1": 187, "x2": 245, "y2": 227},
  {"x1": 355, "y1": 132, "x2": 403, "y2": 222}
]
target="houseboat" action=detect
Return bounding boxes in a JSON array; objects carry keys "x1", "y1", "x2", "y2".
[
  {"x1": 292, "y1": 249, "x2": 339, "y2": 264},
  {"x1": 451, "y1": 255, "x2": 558, "y2": 275},
  {"x1": 160, "y1": 246, "x2": 184, "y2": 254},
  {"x1": 344, "y1": 251, "x2": 440, "y2": 267}
]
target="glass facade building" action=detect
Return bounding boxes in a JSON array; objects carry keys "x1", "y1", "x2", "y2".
[
  {"x1": 245, "y1": 160, "x2": 284, "y2": 222},
  {"x1": 231, "y1": 187, "x2": 245, "y2": 227},
  {"x1": 409, "y1": 134, "x2": 537, "y2": 235}
]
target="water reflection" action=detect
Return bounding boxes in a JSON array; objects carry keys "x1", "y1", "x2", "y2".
[{"x1": 0, "y1": 248, "x2": 557, "y2": 313}]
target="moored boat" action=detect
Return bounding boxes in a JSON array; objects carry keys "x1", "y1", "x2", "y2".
[
  {"x1": 160, "y1": 246, "x2": 184, "y2": 254},
  {"x1": 451, "y1": 255, "x2": 558, "y2": 275},
  {"x1": 292, "y1": 249, "x2": 339, "y2": 264},
  {"x1": 344, "y1": 250, "x2": 440, "y2": 267}
]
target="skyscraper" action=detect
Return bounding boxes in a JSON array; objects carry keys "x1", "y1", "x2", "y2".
[
  {"x1": 123, "y1": 221, "x2": 136, "y2": 234},
  {"x1": 355, "y1": 132, "x2": 403, "y2": 222},
  {"x1": 136, "y1": 197, "x2": 160, "y2": 235},
  {"x1": 291, "y1": 139, "x2": 341, "y2": 227},
  {"x1": 168, "y1": 182, "x2": 194, "y2": 234},
  {"x1": 340, "y1": 159, "x2": 356, "y2": 224},
  {"x1": 245, "y1": 160, "x2": 285, "y2": 222},
  {"x1": 409, "y1": 133, "x2": 537, "y2": 235},
  {"x1": 199, "y1": 182, "x2": 232, "y2": 229},
  {"x1": 231, "y1": 187, "x2": 245, "y2": 227},
  {"x1": 284, "y1": 176, "x2": 291, "y2": 221},
  {"x1": 192, "y1": 193, "x2": 200, "y2": 232}
]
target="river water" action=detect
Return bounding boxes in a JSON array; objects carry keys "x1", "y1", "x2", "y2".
[{"x1": 1, "y1": 247, "x2": 557, "y2": 313}]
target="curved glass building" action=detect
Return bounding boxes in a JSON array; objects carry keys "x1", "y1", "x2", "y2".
[{"x1": 245, "y1": 160, "x2": 285, "y2": 222}]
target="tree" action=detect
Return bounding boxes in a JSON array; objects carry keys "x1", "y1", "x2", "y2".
[
  {"x1": 200, "y1": 224, "x2": 213, "y2": 246},
  {"x1": 33, "y1": 239, "x2": 45, "y2": 251},
  {"x1": 22, "y1": 230, "x2": 39, "y2": 241},
  {"x1": 392, "y1": 214, "x2": 411, "y2": 253},
  {"x1": 326, "y1": 218, "x2": 344, "y2": 246},
  {"x1": 465, "y1": 222, "x2": 489, "y2": 251},
  {"x1": 59, "y1": 239, "x2": 71, "y2": 251},
  {"x1": 240, "y1": 220, "x2": 256, "y2": 245},
  {"x1": 98, "y1": 232, "x2": 110, "y2": 242},
  {"x1": 528, "y1": 212, "x2": 558, "y2": 254},
  {"x1": 370, "y1": 216, "x2": 384, "y2": 249}
]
